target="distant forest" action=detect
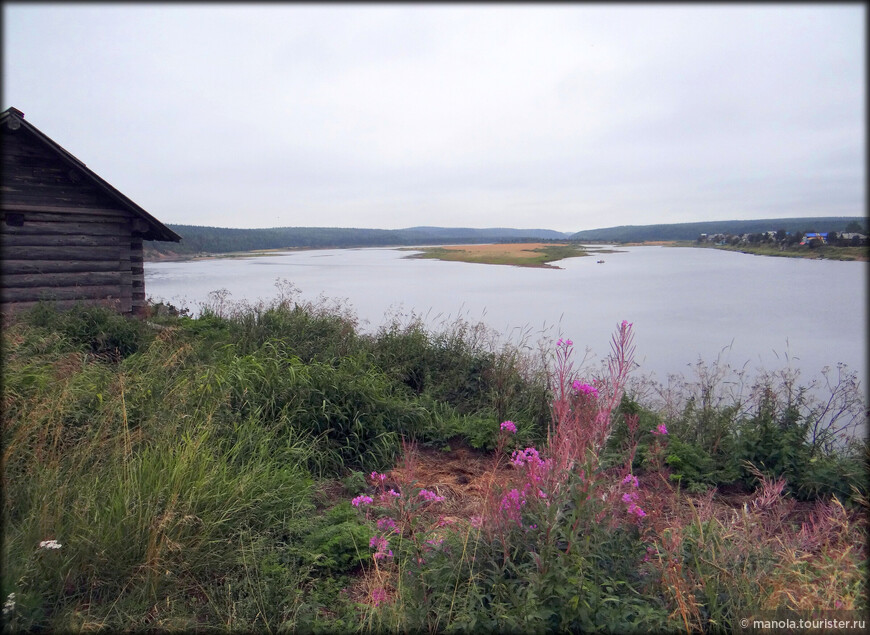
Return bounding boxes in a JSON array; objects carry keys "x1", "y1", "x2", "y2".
[
  {"x1": 144, "y1": 217, "x2": 868, "y2": 258},
  {"x1": 144, "y1": 225, "x2": 571, "y2": 258},
  {"x1": 569, "y1": 217, "x2": 867, "y2": 242}
]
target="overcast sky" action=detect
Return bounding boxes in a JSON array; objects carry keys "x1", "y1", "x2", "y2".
[{"x1": 3, "y1": 3, "x2": 865, "y2": 232}]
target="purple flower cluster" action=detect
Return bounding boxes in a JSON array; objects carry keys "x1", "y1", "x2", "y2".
[
  {"x1": 572, "y1": 381, "x2": 599, "y2": 399},
  {"x1": 500, "y1": 420, "x2": 517, "y2": 434},
  {"x1": 419, "y1": 488, "x2": 446, "y2": 502},
  {"x1": 499, "y1": 487, "x2": 527, "y2": 525},
  {"x1": 377, "y1": 517, "x2": 397, "y2": 531},
  {"x1": 511, "y1": 446, "x2": 545, "y2": 468},
  {"x1": 371, "y1": 587, "x2": 389, "y2": 607},
  {"x1": 622, "y1": 473, "x2": 639, "y2": 488},
  {"x1": 652, "y1": 423, "x2": 668, "y2": 436},
  {"x1": 621, "y1": 473, "x2": 646, "y2": 519},
  {"x1": 556, "y1": 338, "x2": 574, "y2": 348},
  {"x1": 351, "y1": 495, "x2": 373, "y2": 507},
  {"x1": 370, "y1": 471, "x2": 388, "y2": 482},
  {"x1": 370, "y1": 534, "x2": 394, "y2": 560},
  {"x1": 378, "y1": 489, "x2": 401, "y2": 504}
]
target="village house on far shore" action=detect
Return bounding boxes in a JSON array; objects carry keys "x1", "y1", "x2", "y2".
[{"x1": 1, "y1": 107, "x2": 181, "y2": 315}]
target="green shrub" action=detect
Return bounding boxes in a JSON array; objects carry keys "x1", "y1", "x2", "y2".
[{"x1": 300, "y1": 502, "x2": 370, "y2": 573}]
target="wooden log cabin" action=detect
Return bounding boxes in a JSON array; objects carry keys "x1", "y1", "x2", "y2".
[{"x1": 1, "y1": 107, "x2": 181, "y2": 315}]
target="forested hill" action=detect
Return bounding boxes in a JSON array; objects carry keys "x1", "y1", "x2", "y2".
[
  {"x1": 144, "y1": 225, "x2": 572, "y2": 258},
  {"x1": 570, "y1": 217, "x2": 867, "y2": 242}
]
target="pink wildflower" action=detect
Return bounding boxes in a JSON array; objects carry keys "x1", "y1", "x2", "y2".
[
  {"x1": 351, "y1": 495, "x2": 373, "y2": 507},
  {"x1": 500, "y1": 488, "x2": 526, "y2": 524},
  {"x1": 511, "y1": 447, "x2": 544, "y2": 468},
  {"x1": 628, "y1": 504, "x2": 646, "y2": 518},
  {"x1": 622, "y1": 474, "x2": 639, "y2": 488},
  {"x1": 370, "y1": 471, "x2": 388, "y2": 482},
  {"x1": 652, "y1": 423, "x2": 668, "y2": 436},
  {"x1": 378, "y1": 489, "x2": 401, "y2": 504},
  {"x1": 572, "y1": 381, "x2": 599, "y2": 398},
  {"x1": 419, "y1": 489, "x2": 445, "y2": 502},
  {"x1": 370, "y1": 534, "x2": 393, "y2": 560},
  {"x1": 500, "y1": 420, "x2": 517, "y2": 434},
  {"x1": 371, "y1": 588, "x2": 389, "y2": 607},
  {"x1": 377, "y1": 517, "x2": 397, "y2": 531}
]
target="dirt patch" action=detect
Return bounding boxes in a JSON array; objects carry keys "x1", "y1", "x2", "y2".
[{"x1": 386, "y1": 442, "x2": 507, "y2": 521}]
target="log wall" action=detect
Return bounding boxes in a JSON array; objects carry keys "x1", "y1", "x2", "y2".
[{"x1": 1, "y1": 119, "x2": 166, "y2": 316}]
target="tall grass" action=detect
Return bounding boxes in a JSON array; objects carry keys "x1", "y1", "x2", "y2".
[{"x1": 2, "y1": 298, "x2": 866, "y2": 632}]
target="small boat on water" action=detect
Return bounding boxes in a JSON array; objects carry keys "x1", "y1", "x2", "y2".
[{"x1": 596, "y1": 259, "x2": 605, "y2": 264}]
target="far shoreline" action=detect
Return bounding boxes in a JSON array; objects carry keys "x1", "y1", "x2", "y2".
[{"x1": 143, "y1": 240, "x2": 867, "y2": 264}]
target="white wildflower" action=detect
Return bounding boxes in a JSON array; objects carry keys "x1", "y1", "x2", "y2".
[
  {"x1": 3, "y1": 592, "x2": 15, "y2": 616},
  {"x1": 39, "y1": 539, "x2": 62, "y2": 550}
]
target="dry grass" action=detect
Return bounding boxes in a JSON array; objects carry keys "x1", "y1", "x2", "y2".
[{"x1": 410, "y1": 242, "x2": 588, "y2": 267}]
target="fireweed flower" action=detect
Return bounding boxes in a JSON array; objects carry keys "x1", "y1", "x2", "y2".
[
  {"x1": 370, "y1": 535, "x2": 394, "y2": 560},
  {"x1": 419, "y1": 489, "x2": 445, "y2": 502},
  {"x1": 652, "y1": 423, "x2": 668, "y2": 436},
  {"x1": 371, "y1": 588, "x2": 389, "y2": 607},
  {"x1": 351, "y1": 495, "x2": 373, "y2": 507},
  {"x1": 572, "y1": 381, "x2": 599, "y2": 399},
  {"x1": 377, "y1": 517, "x2": 397, "y2": 531},
  {"x1": 370, "y1": 535, "x2": 389, "y2": 550},
  {"x1": 370, "y1": 471, "x2": 388, "y2": 482},
  {"x1": 621, "y1": 490, "x2": 646, "y2": 518},
  {"x1": 38, "y1": 539, "x2": 62, "y2": 550},
  {"x1": 500, "y1": 488, "x2": 527, "y2": 525},
  {"x1": 500, "y1": 420, "x2": 517, "y2": 434},
  {"x1": 378, "y1": 489, "x2": 402, "y2": 504},
  {"x1": 511, "y1": 447, "x2": 544, "y2": 468},
  {"x1": 622, "y1": 474, "x2": 639, "y2": 488}
]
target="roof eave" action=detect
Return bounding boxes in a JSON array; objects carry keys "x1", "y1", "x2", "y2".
[{"x1": 2, "y1": 108, "x2": 182, "y2": 243}]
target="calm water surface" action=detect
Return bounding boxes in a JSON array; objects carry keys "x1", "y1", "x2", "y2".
[{"x1": 145, "y1": 246, "x2": 867, "y2": 392}]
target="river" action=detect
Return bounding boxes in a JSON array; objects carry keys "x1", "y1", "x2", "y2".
[{"x1": 145, "y1": 245, "x2": 867, "y2": 401}]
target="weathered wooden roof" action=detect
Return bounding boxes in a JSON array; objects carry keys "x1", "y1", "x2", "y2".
[{"x1": 1, "y1": 107, "x2": 181, "y2": 242}]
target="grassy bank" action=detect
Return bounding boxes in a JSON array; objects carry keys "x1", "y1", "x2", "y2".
[
  {"x1": 694, "y1": 243, "x2": 869, "y2": 261},
  {"x1": 2, "y1": 297, "x2": 866, "y2": 632},
  {"x1": 405, "y1": 242, "x2": 590, "y2": 268}
]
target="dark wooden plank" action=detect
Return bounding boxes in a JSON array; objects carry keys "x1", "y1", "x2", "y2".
[
  {"x1": 1, "y1": 191, "x2": 113, "y2": 208},
  {"x1": 1, "y1": 298, "x2": 124, "y2": 314},
  {"x1": 1, "y1": 233, "x2": 121, "y2": 247},
  {"x1": 2, "y1": 245, "x2": 122, "y2": 261},
  {"x1": 3, "y1": 271, "x2": 123, "y2": 288},
  {"x1": 1, "y1": 207, "x2": 131, "y2": 219},
  {"x1": 1, "y1": 284, "x2": 124, "y2": 303},
  {"x1": 1, "y1": 259, "x2": 121, "y2": 274},
  {"x1": 1, "y1": 221, "x2": 129, "y2": 237}
]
